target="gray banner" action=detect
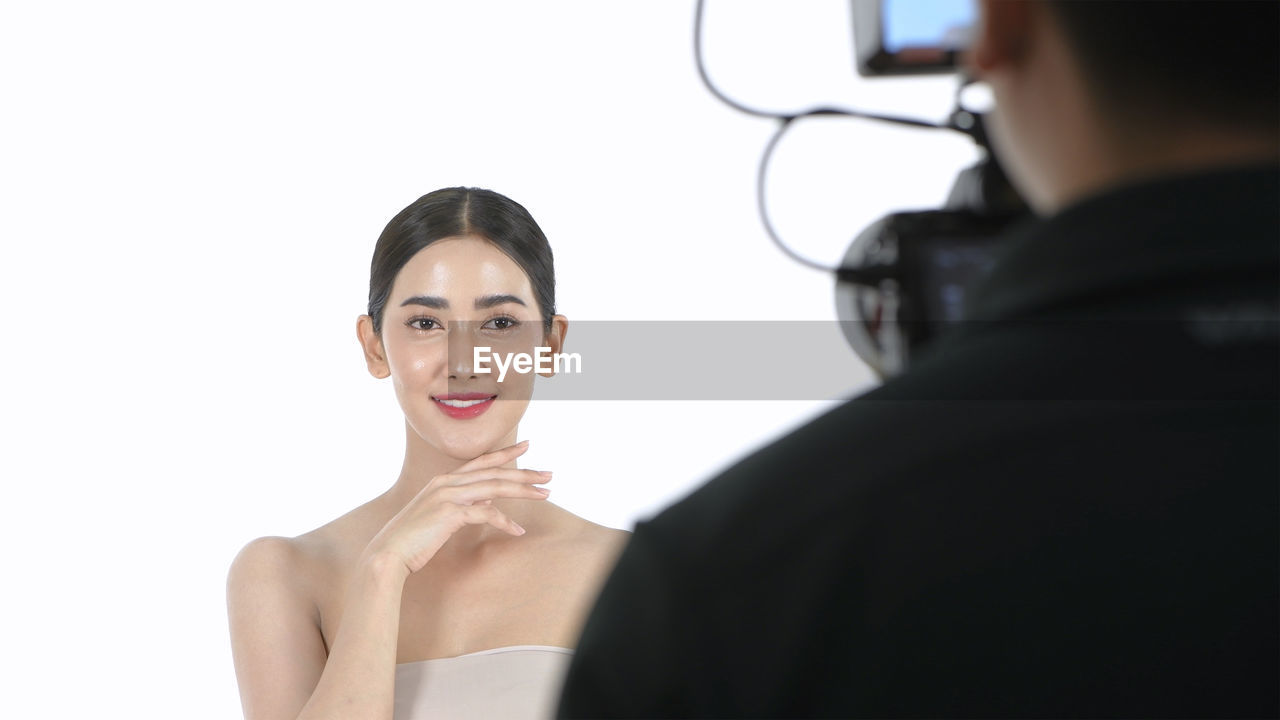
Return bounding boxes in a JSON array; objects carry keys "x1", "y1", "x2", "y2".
[
  {"x1": 447, "y1": 320, "x2": 871, "y2": 401},
  {"x1": 441, "y1": 315, "x2": 1279, "y2": 401}
]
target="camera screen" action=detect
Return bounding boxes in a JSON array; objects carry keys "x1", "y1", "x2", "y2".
[
  {"x1": 916, "y1": 235, "x2": 1002, "y2": 323},
  {"x1": 882, "y1": 0, "x2": 975, "y2": 54}
]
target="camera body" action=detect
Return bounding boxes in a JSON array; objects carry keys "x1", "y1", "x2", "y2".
[
  {"x1": 836, "y1": 199, "x2": 1021, "y2": 377},
  {"x1": 836, "y1": 122, "x2": 1028, "y2": 377}
]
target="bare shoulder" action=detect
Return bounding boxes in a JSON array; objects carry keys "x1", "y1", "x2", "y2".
[
  {"x1": 552, "y1": 507, "x2": 632, "y2": 565},
  {"x1": 228, "y1": 535, "x2": 304, "y2": 586},
  {"x1": 230, "y1": 533, "x2": 315, "y2": 569},
  {"x1": 537, "y1": 511, "x2": 632, "y2": 642},
  {"x1": 225, "y1": 534, "x2": 327, "y2": 652},
  {"x1": 227, "y1": 496, "x2": 388, "y2": 604},
  {"x1": 226, "y1": 535, "x2": 321, "y2": 617},
  {"x1": 227, "y1": 529, "x2": 349, "y2": 716},
  {"x1": 227, "y1": 520, "x2": 336, "y2": 591},
  {"x1": 581, "y1": 522, "x2": 631, "y2": 554}
]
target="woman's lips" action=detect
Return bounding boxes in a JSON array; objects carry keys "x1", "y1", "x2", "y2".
[{"x1": 432, "y1": 392, "x2": 497, "y2": 419}]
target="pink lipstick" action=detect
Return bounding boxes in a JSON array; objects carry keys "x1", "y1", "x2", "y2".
[{"x1": 432, "y1": 392, "x2": 497, "y2": 419}]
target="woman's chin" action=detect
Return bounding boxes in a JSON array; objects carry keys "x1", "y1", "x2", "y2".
[
  {"x1": 421, "y1": 426, "x2": 518, "y2": 462},
  {"x1": 404, "y1": 398, "x2": 529, "y2": 461}
]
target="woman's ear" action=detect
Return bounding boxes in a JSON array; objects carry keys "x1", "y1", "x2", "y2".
[
  {"x1": 356, "y1": 314, "x2": 391, "y2": 379},
  {"x1": 537, "y1": 315, "x2": 569, "y2": 377}
]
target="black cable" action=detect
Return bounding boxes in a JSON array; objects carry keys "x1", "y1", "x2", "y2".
[
  {"x1": 692, "y1": 0, "x2": 789, "y2": 121},
  {"x1": 755, "y1": 118, "x2": 835, "y2": 272},
  {"x1": 693, "y1": 0, "x2": 953, "y2": 129},
  {"x1": 694, "y1": 0, "x2": 969, "y2": 274}
]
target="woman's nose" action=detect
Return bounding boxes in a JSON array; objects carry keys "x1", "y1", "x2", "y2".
[{"x1": 447, "y1": 321, "x2": 478, "y2": 379}]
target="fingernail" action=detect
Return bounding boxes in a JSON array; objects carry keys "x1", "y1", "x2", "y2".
[
  {"x1": 517, "y1": 440, "x2": 530, "y2": 448},
  {"x1": 512, "y1": 522, "x2": 527, "y2": 535},
  {"x1": 536, "y1": 486, "x2": 551, "y2": 495},
  {"x1": 539, "y1": 471, "x2": 553, "y2": 479}
]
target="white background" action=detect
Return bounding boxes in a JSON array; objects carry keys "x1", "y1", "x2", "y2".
[{"x1": 0, "y1": 1, "x2": 979, "y2": 716}]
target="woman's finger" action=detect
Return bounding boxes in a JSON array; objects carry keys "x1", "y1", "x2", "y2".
[
  {"x1": 453, "y1": 440, "x2": 530, "y2": 474},
  {"x1": 437, "y1": 467, "x2": 552, "y2": 488},
  {"x1": 460, "y1": 503, "x2": 527, "y2": 536},
  {"x1": 444, "y1": 478, "x2": 551, "y2": 505}
]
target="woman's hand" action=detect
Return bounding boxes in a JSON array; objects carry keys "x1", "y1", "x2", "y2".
[{"x1": 363, "y1": 440, "x2": 551, "y2": 576}]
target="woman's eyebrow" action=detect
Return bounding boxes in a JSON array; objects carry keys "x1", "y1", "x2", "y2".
[
  {"x1": 398, "y1": 294, "x2": 526, "y2": 310},
  {"x1": 400, "y1": 295, "x2": 448, "y2": 309},
  {"x1": 474, "y1": 294, "x2": 527, "y2": 309}
]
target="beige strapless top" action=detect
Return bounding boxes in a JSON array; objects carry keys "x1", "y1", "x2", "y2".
[{"x1": 393, "y1": 645, "x2": 573, "y2": 720}]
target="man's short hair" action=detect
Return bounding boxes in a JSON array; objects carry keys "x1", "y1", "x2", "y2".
[{"x1": 1046, "y1": 0, "x2": 1279, "y2": 132}]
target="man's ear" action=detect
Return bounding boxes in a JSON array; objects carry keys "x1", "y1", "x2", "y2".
[
  {"x1": 537, "y1": 315, "x2": 569, "y2": 377},
  {"x1": 357, "y1": 314, "x2": 391, "y2": 379},
  {"x1": 968, "y1": 0, "x2": 1033, "y2": 75}
]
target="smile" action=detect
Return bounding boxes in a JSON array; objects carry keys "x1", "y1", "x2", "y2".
[{"x1": 432, "y1": 393, "x2": 497, "y2": 419}]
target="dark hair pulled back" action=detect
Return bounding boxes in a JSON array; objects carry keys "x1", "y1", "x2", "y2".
[{"x1": 367, "y1": 187, "x2": 556, "y2": 335}]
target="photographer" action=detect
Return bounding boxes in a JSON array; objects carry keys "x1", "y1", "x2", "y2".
[{"x1": 559, "y1": 1, "x2": 1278, "y2": 717}]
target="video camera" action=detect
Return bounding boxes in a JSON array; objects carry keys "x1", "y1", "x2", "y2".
[
  {"x1": 837, "y1": 0, "x2": 1029, "y2": 377},
  {"x1": 695, "y1": 0, "x2": 1030, "y2": 377}
]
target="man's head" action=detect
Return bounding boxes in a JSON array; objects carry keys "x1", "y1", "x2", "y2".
[{"x1": 968, "y1": 0, "x2": 1279, "y2": 214}]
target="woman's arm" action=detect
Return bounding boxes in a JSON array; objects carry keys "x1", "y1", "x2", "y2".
[
  {"x1": 228, "y1": 539, "x2": 410, "y2": 720},
  {"x1": 226, "y1": 536, "x2": 334, "y2": 719},
  {"x1": 228, "y1": 442, "x2": 550, "y2": 720}
]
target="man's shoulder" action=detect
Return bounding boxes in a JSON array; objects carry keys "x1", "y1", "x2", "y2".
[
  {"x1": 637, "y1": 310, "x2": 1277, "y2": 566},
  {"x1": 639, "y1": 378, "x2": 952, "y2": 557}
]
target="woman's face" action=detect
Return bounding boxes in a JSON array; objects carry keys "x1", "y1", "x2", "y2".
[{"x1": 359, "y1": 235, "x2": 564, "y2": 461}]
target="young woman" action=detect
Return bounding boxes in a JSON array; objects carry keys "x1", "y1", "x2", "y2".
[{"x1": 227, "y1": 187, "x2": 630, "y2": 720}]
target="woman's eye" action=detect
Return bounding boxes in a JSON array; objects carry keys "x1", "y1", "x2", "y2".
[
  {"x1": 408, "y1": 317, "x2": 442, "y2": 331},
  {"x1": 484, "y1": 316, "x2": 520, "y2": 331}
]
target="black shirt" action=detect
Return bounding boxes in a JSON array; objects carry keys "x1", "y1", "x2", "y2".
[{"x1": 558, "y1": 164, "x2": 1280, "y2": 718}]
